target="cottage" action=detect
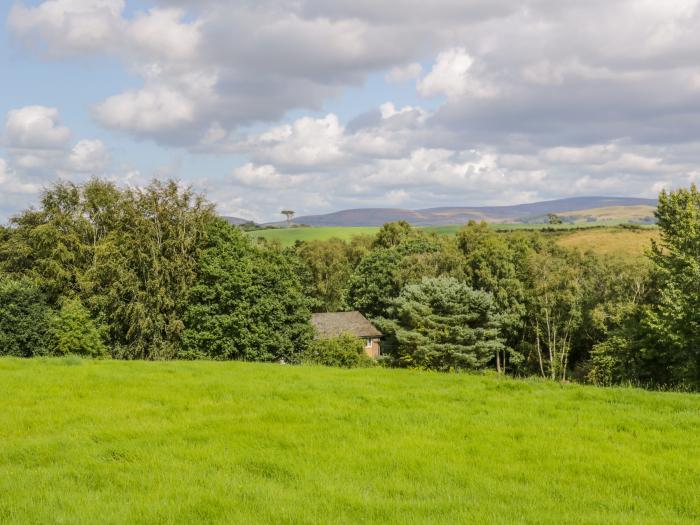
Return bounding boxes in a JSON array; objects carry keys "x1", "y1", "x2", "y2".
[{"x1": 310, "y1": 311, "x2": 383, "y2": 358}]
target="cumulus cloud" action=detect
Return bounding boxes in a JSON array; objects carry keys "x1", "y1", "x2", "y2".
[
  {"x1": 4, "y1": 106, "x2": 71, "y2": 149},
  {"x1": 386, "y1": 62, "x2": 423, "y2": 83},
  {"x1": 0, "y1": 106, "x2": 113, "y2": 219},
  {"x1": 8, "y1": 1, "x2": 700, "y2": 220},
  {"x1": 65, "y1": 139, "x2": 111, "y2": 173},
  {"x1": 417, "y1": 48, "x2": 496, "y2": 99}
]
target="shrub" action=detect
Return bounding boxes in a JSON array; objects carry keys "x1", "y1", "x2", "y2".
[
  {"x1": 0, "y1": 276, "x2": 52, "y2": 357},
  {"x1": 301, "y1": 333, "x2": 373, "y2": 368},
  {"x1": 47, "y1": 298, "x2": 107, "y2": 357}
]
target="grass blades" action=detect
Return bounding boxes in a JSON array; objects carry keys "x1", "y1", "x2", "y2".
[{"x1": 1, "y1": 358, "x2": 698, "y2": 524}]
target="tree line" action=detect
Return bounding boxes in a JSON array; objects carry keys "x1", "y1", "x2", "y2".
[{"x1": 0, "y1": 179, "x2": 698, "y2": 390}]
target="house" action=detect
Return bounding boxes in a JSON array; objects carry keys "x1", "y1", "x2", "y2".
[{"x1": 310, "y1": 311, "x2": 383, "y2": 358}]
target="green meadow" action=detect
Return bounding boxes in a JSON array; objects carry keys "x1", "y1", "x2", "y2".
[
  {"x1": 248, "y1": 223, "x2": 658, "y2": 259},
  {"x1": 247, "y1": 222, "x2": 623, "y2": 246},
  {"x1": 1, "y1": 358, "x2": 698, "y2": 524}
]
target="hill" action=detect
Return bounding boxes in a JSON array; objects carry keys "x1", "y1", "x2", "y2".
[
  {"x1": 274, "y1": 197, "x2": 656, "y2": 227},
  {"x1": 248, "y1": 223, "x2": 660, "y2": 259},
  {"x1": 223, "y1": 216, "x2": 254, "y2": 226},
  {"x1": 1, "y1": 358, "x2": 697, "y2": 524}
]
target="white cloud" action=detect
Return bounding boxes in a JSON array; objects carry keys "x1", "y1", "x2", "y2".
[
  {"x1": 126, "y1": 8, "x2": 202, "y2": 62},
  {"x1": 66, "y1": 139, "x2": 110, "y2": 173},
  {"x1": 417, "y1": 48, "x2": 496, "y2": 99},
  {"x1": 386, "y1": 62, "x2": 423, "y2": 83},
  {"x1": 0, "y1": 158, "x2": 43, "y2": 195},
  {"x1": 245, "y1": 115, "x2": 347, "y2": 170},
  {"x1": 8, "y1": 0, "x2": 124, "y2": 56},
  {"x1": 94, "y1": 84, "x2": 200, "y2": 136},
  {"x1": 9, "y1": 1, "x2": 700, "y2": 220},
  {"x1": 230, "y1": 163, "x2": 311, "y2": 189},
  {"x1": 4, "y1": 106, "x2": 70, "y2": 149}
]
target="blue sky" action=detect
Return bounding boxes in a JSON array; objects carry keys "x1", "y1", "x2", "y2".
[{"x1": 2, "y1": 0, "x2": 700, "y2": 222}]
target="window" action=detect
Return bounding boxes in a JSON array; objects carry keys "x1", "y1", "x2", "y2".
[{"x1": 364, "y1": 338, "x2": 373, "y2": 348}]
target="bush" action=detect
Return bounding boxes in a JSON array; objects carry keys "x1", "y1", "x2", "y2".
[
  {"x1": 301, "y1": 333, "x2": 373, "y2": 368},
  {"x1": 0, "y1": 276, "x2": 52, "y2": 357},
  {"x1": 47, "y1": 298, "x2": 107, "y2": 357}
]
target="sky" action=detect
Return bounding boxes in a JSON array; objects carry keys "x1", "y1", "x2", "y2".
[{"x1": 2, "y1": 0, "x2": 700, "y2": 223}]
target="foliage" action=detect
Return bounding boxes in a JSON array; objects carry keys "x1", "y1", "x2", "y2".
[
  {"x1": 301, "y1": 333, "x2": 372, "y2": 368},
  {"x1": 47, "y1": 297, "x2": 107, "y2": 357},
  {"x1": 0, "y1": 276, "x2": 52, "y2": 357},
  {"x1": 643, "y1": 185, "x2": 700, "y2": 387},
  {"x1": 383, "y1": 276, "x2": 504, "y2": 371},
  {"x1": 182, "y1": 219, "x2": 313, "y2": 362},
  {"x1": 347, "y1": 248, "x2": 403, "y2": 318},
  {"x1": 456, "y1": 222, "x2": 533, "y2": 372},
  {"x1": 294, "y1": 237, "x2": 370, "y2": 312},
  {"x1": 0, "y1": 179, "x2": 216, "y2": 359},
  {"x1": 523, "y1": 246, "x2": 585, "y2": 381}
]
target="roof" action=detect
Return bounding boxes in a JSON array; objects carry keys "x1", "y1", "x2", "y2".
[{"x1": 310, "y1": 311, "x2": 382, "y2": 339}]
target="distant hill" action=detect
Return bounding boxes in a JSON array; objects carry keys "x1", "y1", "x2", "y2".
[
  {"x1": 223, "y1": 216, "x2": 255, "y2": 226},
  {"x1": 271, "y1": 197, "x2": 657, "y2": 227}
]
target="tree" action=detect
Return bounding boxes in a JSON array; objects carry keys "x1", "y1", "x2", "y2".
[
  {"x1": 294, "y1": 238, "x2": 367, "y2": 312},
  {"x1": 0, "y1": 276, "x2": 52, "y2": 357},
  {"x1": 182, "y1": 219, "x2": 313, "y2": 362},
  {"x1": 547, "y1": 213, "x2": 563, "y2": 225},
  {"x1": 384, "y1": 276, "x2": 504, "y2": 371},
  {"x1": 524, "y1": 247, "x2": 584, "y2": 381},
  {"x1": 457, "y1": 222, "x2": 531, "y2": 373},
  {"x1": 281, "y1": 210, "x2": 295, "y2": 228},
  {"x1": 1, "y1": 179, "x2": 217, "y2": 359},
  {"x1": 643, "y1": 185, "x2": 700, "y2": 387},
  {"x1": 347, "y1": 248, "x2": 403, "y2": 318},
  {"x1": 301, "y1": 333, "x2": 372, "y2": 368},
  {"x1": 48, "y1": 297, "x2": 107, "y2": 357}
]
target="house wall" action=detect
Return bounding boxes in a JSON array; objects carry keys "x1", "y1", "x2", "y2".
[{"x1": 364, "y1": 338, "x2": 381, "y2": 359}]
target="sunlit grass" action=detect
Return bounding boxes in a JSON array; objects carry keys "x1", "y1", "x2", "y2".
[
  {"x1": 0, "y1": 358, "x2": 698, "y2": 524},
  {"x1": 247, "y1": 222, "x2": 653, "y2": 247}
]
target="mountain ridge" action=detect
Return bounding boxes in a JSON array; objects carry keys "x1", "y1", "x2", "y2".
[{"x1": 250, "y1": 196, "x2": 657, "y2": 227}]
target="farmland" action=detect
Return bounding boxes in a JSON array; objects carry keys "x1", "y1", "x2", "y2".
[
  {"x1": 1, "y1": 358, "x2": 698, "y2": 524},
  {"x1": 248, "y1": 223, "x2": 660, "y2": 259}
]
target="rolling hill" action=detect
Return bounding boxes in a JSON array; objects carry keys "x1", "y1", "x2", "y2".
[{"x1": 265, "y1": 196, "x2": 657, "y2": 227}]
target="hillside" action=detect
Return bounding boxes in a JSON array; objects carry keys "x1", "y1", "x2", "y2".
[
  {"x1": 1, "y1": 358, "x2": 698, "y2": 524},
  {"x1": 249, "y1": 224, "x2": 660, "y2": 260},
  {"x1": 272, "y1": 197, "x2": 657, "y2": 227}
]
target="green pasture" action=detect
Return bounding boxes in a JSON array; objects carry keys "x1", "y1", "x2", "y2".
[{"x1": 1, "y1": 358, "x2": 698, "y2": 524}]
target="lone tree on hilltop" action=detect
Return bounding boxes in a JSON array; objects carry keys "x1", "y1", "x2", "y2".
[{"x1": 281, "y1": 210, "x2": 295, "y2": 228}]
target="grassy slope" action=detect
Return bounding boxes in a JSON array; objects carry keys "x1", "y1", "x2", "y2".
[
  {"x1": 555, "y1": 227, "x2": 661, "y2": 259},
  {"x1": 1, "y1": 358, "x2": 698, "y2": 524},
  {"x1": 248, "y1": 222, "x2": 637, "y2": 247},
  {"x1": 248, "y1": 224, "x2": 659, "y2": 261},
  {"x1": 558, "y1": 205, "x2": 656, "y2": 221}
]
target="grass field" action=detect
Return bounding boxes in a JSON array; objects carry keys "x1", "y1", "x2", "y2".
[
  {"x1": 247, "y1": 221, "x2": 647, "y2": 247},
  {"x1": 1, "y1": 358, "x2": 698, "y2": 524},
  {"x1": 248, "y1": 224, "x2": 659, "y2": 260}
]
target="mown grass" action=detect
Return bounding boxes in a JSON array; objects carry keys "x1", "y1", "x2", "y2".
[{"x1": 1, "y1": 358, "x2": 698, "y2": 524}]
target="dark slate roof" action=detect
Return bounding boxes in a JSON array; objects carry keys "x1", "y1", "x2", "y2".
[{"x1": 310, "y1": 311, "x2": 382, "y2": 338}]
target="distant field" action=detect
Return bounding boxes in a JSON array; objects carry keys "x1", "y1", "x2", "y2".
[
  {"x1": 555, "y1": 227, "x2": 661, "y2": 259},
  {"x1": 250, "y1": 226, "x2": 381, "y2": 245},
  {"x1": 248, "y1": 223, "x2": 658, "y2": 257},
  {"x1": 1, "y1": 358, "x2": 698, "y2": 524},
  {"x1": 559, "y1": 204, "x2": 656, "y2": 222}
]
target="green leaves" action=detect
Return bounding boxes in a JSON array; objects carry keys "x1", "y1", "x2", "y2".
[
  {"x1": 47, "y1": 298, "x2": 107, "y2": 358},
  {"x1": 0, "y1": 276, "x2": 52, "y2": 357},
  {"x1": 182, "y1": 219, "x2": 313, "y2": 362},
  {"x1": 386, "y1": 276, "x2": 504, "y2": 371}
]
